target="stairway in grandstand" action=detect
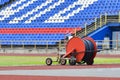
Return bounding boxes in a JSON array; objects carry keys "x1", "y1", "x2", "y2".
[
  {"x1": 76, "y1": 14, "x2": 120, "y2": 38},
  {"x1": 0, "y1": 0, "x2": 120, "y2": 45}
]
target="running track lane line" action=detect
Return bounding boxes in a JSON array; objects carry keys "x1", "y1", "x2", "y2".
[{"x1": 0, "y1": 68, "x2": 120, "y2": 78}]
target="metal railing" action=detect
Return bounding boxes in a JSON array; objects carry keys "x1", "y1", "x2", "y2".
[
  {"x1": 76, "y1": 11, "x2": 120, "y2": 38},
  {"x1": 0, "y1": 39, "x2": 120, "y2": 54},
  {"x1": 95, "y1": 40, "x2": 120, "y2": 50},
  {"x1": 0, "y1": 40, "x2": 67, "y2": 54}
]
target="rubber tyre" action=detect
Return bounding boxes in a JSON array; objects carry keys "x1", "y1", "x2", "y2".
[
  {"x1": 69, "y1": 59, "x2": 76, "y2": 65},
  {"x1": 46, "y1": 58, "x2": 52, "y2": 66},
  {"x1": 86, "y1": 60, "x2": 94, "y2": 65},
  {"x1": 60, "y1": 58, "x2": 67, "y2": 65}
]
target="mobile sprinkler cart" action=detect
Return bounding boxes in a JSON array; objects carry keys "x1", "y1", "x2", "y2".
[{"x1": 46, "y1": 37, "x2": 97, "y2": 66}]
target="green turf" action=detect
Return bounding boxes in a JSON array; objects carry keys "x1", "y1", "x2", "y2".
[
  {"x1": 0, "y1": 56, "x2": 56, "y2": 66},
  {"x1": 94, "y1": 58, "x2": 120, "y2": 64},
  {"x1": 0, "y1": 56, "x2": 119, "y2": 66}
]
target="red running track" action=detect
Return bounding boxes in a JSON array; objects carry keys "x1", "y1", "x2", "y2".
[
  {"x1": 0, "y1": 64, "x2": 120, "y2": 70},
  {"x1": 0, "y1": 75, "x2": 119, "y2": 80},
  {"x1": 0, "y1": 64, "x2": 120, "y2": 80}
]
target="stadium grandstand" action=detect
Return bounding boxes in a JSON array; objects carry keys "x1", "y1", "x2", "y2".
[
  {"x1": 0, "y1": 0, "x2": 10, "y2": 5},
  {"x1": 0, "y1": 0, "x2": 120, "y2": 50}
]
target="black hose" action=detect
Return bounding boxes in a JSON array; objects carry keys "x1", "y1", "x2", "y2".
[{"x1": 82, "y1": 39, "x2": 94, "y2": 62}]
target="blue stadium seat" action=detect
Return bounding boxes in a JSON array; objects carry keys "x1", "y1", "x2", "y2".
[
  {"x1": 0, "y1": 34, "x2": 64, "y2": 45},
  {"x1": 0, "y1": 0, "x2": 10, "y2": 5},
  {"x1": 0, "y1": 0, "x2": 120, "y2": 45}
]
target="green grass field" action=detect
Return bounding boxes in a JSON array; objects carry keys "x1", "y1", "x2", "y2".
[{"x1": 0, "y1": 56, "x2": 120, "y2": 66}]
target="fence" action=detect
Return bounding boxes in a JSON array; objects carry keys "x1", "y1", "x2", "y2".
[
  {"x1": 0, "y1": 39, "x2": 120, "y2": 54},
  {"x1": 0, "y1": 40, "x2": 66, "y2": 54}
]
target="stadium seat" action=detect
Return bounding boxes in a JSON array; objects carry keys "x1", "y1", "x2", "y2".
[
  {"x1": 0, "y1": 0, "x2": 10, "y2": 5},
  {"x1": 0, "y1": 0, "x2": 120, "y2": 45}
]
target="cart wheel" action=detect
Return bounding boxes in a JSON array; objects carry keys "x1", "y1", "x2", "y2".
[
  {"x1": 60, "y1": 58, "x2": 67, "y2": 65},
  {"x1": 69, "y1": 59, "x2": 76, "y2": 65},
  {"x1": 46, "y1": 58, "x2": 52, "y2": 66},
  {"x1": 86, "y1": 60, "x2": 94, "y2": 65}
]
